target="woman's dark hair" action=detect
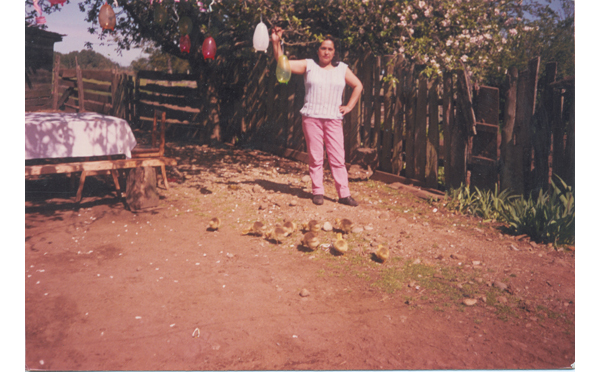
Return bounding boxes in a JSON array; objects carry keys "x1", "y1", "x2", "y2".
[{"x1": 315, "y1": 34, "x2": 341, "y2": 67}]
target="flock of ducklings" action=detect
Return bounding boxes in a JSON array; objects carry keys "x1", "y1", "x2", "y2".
[{"x1": 207, "y1": 217, "x2": 390, "y2": 263}]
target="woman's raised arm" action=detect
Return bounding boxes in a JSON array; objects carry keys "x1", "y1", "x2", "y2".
[{"x1": 271, "y1": 27, "x2": 307, "y2": 75}]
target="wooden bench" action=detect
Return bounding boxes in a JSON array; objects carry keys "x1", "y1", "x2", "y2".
[{"x1": 25, "y1": 157, "x2": 177, "y2": 202}]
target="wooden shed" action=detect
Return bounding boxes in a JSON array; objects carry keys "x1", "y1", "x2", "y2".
[{"x1": 25, "y1": 25, "x2": 63, "y2": 112}]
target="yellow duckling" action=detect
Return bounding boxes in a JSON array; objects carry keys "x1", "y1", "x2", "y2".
[
  {"x1": 335, "y1": 218, "x2": 354, "y2": 234},
  {"x1": 302, "y1": 219, "x2": 321, "y2": 233},
  {"x1": 282, "y1": 220, "x2": 297, "y2": 237},
  {"x1": 265, "y1": 226, "x2": 286, "y2": 244},
  {"x1": 301, "y1": 232, "x2": 320, "y2": 251},
  {"x1": 208, "y1": 217, "x2": 221, "y2": 231},
  {"x1": 332, "y1": 232, "x2": 348, "y2": 255},
  {"x1": 242, "y1": 221, "x2": 266, "y2": 236},
  {"x1": 375, "y1": 244, "x2": 390, "y2": 263}
]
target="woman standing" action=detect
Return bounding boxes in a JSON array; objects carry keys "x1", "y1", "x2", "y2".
[{"x1": 271, "y1": 26, "x2": 363, "y2": 207}]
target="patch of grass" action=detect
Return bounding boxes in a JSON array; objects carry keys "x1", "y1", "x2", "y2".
[
  {"x1": 371, "y1": 267, "x2": 406, "y2": 294},
  {"x1": 371, "y1": 260, "x2": 443, "y2": 294},
  {"x1": 495, "y1": 304, "x2": 515, "y2": 322}
]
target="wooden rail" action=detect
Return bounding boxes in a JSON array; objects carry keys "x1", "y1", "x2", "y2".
[{"x1": 26, "y1": 157, "x2": 177, "y2": 202}]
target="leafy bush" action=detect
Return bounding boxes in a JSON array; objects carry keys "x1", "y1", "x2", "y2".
[
  {"x1": 445, "y1": 184, "x2": 477, "y2": 215},
  {"x1": 445, "y1": 183, "x2": 515, "y2": 222},
  {"x1": 501, "y1": 177, "x2": 575, "y2": 246},
  {"x1": 445, "y1": 176, "x2": 575, "y2": 246},
  {"x1": 472, "y1": 185, "x2": 516, "y2": 222}
]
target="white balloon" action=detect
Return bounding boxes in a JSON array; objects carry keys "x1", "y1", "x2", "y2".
[{"x1": 253, "y1": 21, "x2": 270, "y2": 52}]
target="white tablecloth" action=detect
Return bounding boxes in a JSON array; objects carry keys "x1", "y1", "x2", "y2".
[{"x1": 25, "y1": 112, "x2": 138, "y2": 160}]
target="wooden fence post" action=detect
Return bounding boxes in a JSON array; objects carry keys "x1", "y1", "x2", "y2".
[
  {"x1": 470, "y1": 85, "x2": 500, "y2": 191},
  {"x1": 534, "y1": 62, "x2": 557, "y2": 191},
  {"x1": 345, "y1": 58, "x2": 362, "y2": 163},
  {"x1": 500, "y1": 67, "x2": 519, "y2": 193},
  {"x1": 404, "y1": 64, "x2": 416, "y2": 179},
  {"x1": 372, "y1": 56, "x2": 382, "y2": 154},
  {"x1": 206, "y1": 59, "x2": 221, "y2": 143},
  {"x1": 551, "y1": 86, "x2": 566, "y2": 183},
  {"x1": 75, "y1": 57, "x2": 85, "y2": 112},
  {"x1": 414, "y1": 74, "x2": 429, "y2": 182},
  {"x1": 128, "y1": 75, "x2": 135, "y2": 123},
  {"x1": 425, "y1": 77, "x2": 440, "y2": 189},
  {"x1": 380, "y1": 55, "x2": 395, "y2": 173},
  {"x1": 52, "y1": 54, "x2": 61, "y2": 110},
  {"x1": 518, "y1": 57, "x2": 540, "y2": 195},
  {"x1": 564, "y1": 88, "x2": 575, "y2": 188},
  {"x1": 391, "y1": 56, "x2": 405, "y2": 175},
  {"x1": 442, "y1": 71, "x2": 454, "y2": 189},
  {"x1": 111, "y1": 68, "x2": 117, "y2": 117},
  {"x1": 134, "y1": 72, "x2": 140, "y2": 126},
  {"x1": 450, "y1": 69, "x2": 474, "y2": 189},
  {"x1": 362, "y1": 51, "x2": 374, "y2": 148},
  {"x1": 285, "y1": 76, "x2": 295, "y2": 148}
]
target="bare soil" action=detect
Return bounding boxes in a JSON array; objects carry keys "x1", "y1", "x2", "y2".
[{"x1": 25, "y1": 141, "x2": 575, "y2": 371}]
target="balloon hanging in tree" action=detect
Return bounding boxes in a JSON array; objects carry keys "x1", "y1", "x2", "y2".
[
  {"x1": 154, "y1": 4, "x2": 168, "y2": 26},
  {"x1": 253, "y1": 15, "x2": 269, "y2": 52},
  {"x1": 180, "y1": 34, "x2": 191, "y2": 54},
  {"x1": 99, "y1": 2, "x2": 116, "y2": 31},
  {"x1": 33, "y1": 0, "x2": 46, "y2": 24},
  {"x1": 202, "y1": 36, "x2": 217, "y2": 60},
  {"x1": 48, "y1": 0, "x2": 68, "y2": 5},
  {"x1": 179, "y1": 16, "x2": 193, "y2": 35}
]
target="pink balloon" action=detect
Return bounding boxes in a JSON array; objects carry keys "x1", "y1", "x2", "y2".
[
  {"x1": 180, "y1": 34, "x2": 191, "y2": 54},
  {"x1": 98, "y1": 3, "x2": 116, "y2": 31},
  {"x1": 202, "y1": 36, "x2": 217, "y2": 60}
]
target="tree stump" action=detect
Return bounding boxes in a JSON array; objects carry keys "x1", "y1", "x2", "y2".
[{"x1": 126, "y1": 167, "x2": 159, "y2": 211}]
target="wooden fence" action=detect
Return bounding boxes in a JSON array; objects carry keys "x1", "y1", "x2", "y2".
[
  {"x1": 217, "y1": 53, "x2": 574, "y2": 195},
  {"x1": 52, "y1": 52, "x2": 574, "y2": 195},
  {"x1": 53, "y1": 55, "x2": 132, "y2": 119}
]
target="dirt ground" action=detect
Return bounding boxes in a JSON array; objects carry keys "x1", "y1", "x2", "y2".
[{"x1": 24, "y1": 141, "x2": 575, "y2": 371}]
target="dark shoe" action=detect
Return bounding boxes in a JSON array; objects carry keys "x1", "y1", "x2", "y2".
[
  {"x1": 312, "y1": 194, "x2": 324, "y2": 205},
  {"x1": 338, "y1": 196, "x2": 358, "y2": 207}
]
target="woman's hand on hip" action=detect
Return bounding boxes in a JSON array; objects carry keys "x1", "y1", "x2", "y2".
[{"x1": 339, "y1": 106, "x2": 353, "y2": 115}]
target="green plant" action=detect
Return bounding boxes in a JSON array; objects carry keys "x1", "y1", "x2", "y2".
[
  {"x1": 446, "y1": 183, "x2": 515, "y2": 222},
  {"x1": 445, "y1": 183, "x2": 477, "y2": 215},
  {"x1": 501, "y1": 176, "x2": 575, "y2": 246},
  {"x1": 471, "y1": 184, "x2": 516, "y2": 222}
]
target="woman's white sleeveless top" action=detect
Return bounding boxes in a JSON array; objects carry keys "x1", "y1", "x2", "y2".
[{"x1": 300, "y1": 59, "x2": 348, "y2": 120}]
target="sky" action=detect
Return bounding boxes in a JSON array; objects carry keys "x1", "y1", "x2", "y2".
[{"x1": 38, "y1": 2, "x2": 149, "y2": 67}]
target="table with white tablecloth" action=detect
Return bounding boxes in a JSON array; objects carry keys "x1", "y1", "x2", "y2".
[
  {"x1": 25, "y1": 112, "x2": 137, "y2": 160},
  {"x1": 25, "y1": 111, "x2": 147, "y2": 202}
]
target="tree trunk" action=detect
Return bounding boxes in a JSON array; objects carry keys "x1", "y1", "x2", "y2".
[{"x1": 126, "y1": 167, "x2": 159, "y2": 211}]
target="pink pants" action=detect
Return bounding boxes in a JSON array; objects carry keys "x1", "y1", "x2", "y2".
[{"x1": 302, "y1": 116, "x2": 350, "y2": 198}]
